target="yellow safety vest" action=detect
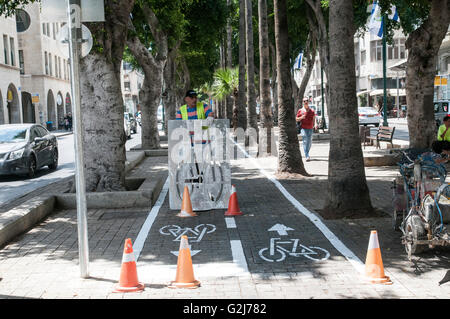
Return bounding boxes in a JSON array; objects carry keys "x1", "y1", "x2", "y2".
[{"x1": 180, "y1": 102, "x2": 205, "y2": 120}]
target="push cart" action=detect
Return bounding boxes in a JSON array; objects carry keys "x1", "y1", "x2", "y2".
[{"x1": 392, "y1": 148, "x2": 450, "y2": 259}]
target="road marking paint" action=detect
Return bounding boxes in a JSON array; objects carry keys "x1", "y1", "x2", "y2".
[
  {"x1": 225, "y1": 217, "x2": 249, "y2": 276},
  {"x1": 134, "y1": 177, "x2": 169, "y2": 261},
  {"x1": 225, "y1": 217, "x2": 237, "y2": 228},
  {"x1": 230, "y1": 239, "x2": 249, "y2": 274},
  {"x1": 232, "y1": 140, "x2": 365, "y2": 275}
]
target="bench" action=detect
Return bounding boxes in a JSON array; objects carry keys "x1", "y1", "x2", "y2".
[{"x1": 368, "y1": 126, "x2": 395, "y2": 149}]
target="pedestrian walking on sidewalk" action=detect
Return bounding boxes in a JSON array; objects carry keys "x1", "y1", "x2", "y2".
[
  {"x1": 437, "y1": 115, "x2": 450, "y2": 142},
  {"x1": 63, "y1": 114, "x2": 69, "y2": 131},
  {"x1": 296, "y1": 98, "x2": 316, "y2": 162},
  {"x1": 67, "y1": 113, "x2": 73, "y2": 131}
]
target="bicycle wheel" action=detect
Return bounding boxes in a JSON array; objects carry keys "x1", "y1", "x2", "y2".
[
  {"x1": 258, "y1": 247, "x2": 286, "y2": 263},
  {"x1": 159, "y1": 224, "x2": 181, "y2": 236},
  {"x1": 175, "y1": 162, "x2": 198, "y2": 200},
  {"x1": 194, "y1": 224, "x2": 216, "y2": 234},
  {"x1": 301, "y1": 246, "x2": 330, "y2": 261},
  {"x1": 404, "y1": 214, "x2": 427, "y2": 258},
  {"x1": 202, "y1": 162, "x2": 224, "y2": 202}
]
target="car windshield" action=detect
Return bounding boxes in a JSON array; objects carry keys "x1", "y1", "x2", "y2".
[{"x1": 0, "y1": 127, "x2": 28, "y2": 143}]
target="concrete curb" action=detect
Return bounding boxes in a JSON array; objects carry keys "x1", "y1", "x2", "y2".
[{"x1": 0, "y1": 196, "x2": 56, "y2": 248}]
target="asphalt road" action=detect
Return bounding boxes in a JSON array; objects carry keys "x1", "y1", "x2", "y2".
[{"x1": 0, "y1": 126, "x2": 143, "y2": 208}]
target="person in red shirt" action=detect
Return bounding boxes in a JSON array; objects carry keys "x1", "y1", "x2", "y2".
[{"x1": 296, "y1": 98, "x2": 316, "y2": 161}]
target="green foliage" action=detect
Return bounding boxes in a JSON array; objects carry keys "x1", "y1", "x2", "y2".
[
  {"x1": 180, "y1": 0, "x2": 229, "y2": 88},
  {"x1": 211, "y1": 67, "x2": 239, "y2": 100},
  {"x1": 0, "y1": 0, "x2": 38, "y2": 17}
]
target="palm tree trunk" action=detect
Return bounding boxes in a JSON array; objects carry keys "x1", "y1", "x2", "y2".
[
  {"x1": 273, "y1": 0, "x2": 308, "y2": 176},
  {"x1": 237, "y1": 0, "x2": 248, "y2": 130},
  {"x1": 270, "y1": 42, "x2": 278, "y2": 125},
  {"x1": 226, "y1": 0, "x2": 234, "y2": 122},
  {"x1": 258, "y1": 0, "x2": 273, "y2": 155},
  {"x1": 323, "y1": 0, "x2": 372, "y2": 218},
  {"x1": 406, "y1": 0, "x2": 450, "y2": 148},
  {"x1": 246, "y1": 0, "x2": 258, "y2": 132}
]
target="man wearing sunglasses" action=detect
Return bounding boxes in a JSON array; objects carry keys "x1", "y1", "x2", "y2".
[
  {"x1": 296, "y1": 97, "x2": 316, "y2": 162},
  {"x1": 176, "y1": 90, "x2": 215, "y2": 120}
]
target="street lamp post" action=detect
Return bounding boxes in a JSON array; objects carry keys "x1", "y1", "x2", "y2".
[
  {"x1": 321, "y1": 67, "x2": 326, "y2": 129},
  {"x1": 382, "y1": 14, "x2": 388, "y2": 126}
]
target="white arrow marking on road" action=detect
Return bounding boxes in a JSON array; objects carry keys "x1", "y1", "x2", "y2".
[
  {"x1": 268, "y1": 224, "x2": 294, "y2": 236},
  {"x1": 171, "y1": 250, "x2": 201, "y2": 257}
]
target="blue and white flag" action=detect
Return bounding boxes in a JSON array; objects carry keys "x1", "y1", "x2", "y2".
[
  {"x1": 368, "y1": 1, "x2": 399, "y2": 38},
  {"x1": 293, "y1": 51, "x2": 303, "y2": 70}
]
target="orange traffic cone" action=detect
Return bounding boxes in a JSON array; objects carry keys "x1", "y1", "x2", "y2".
[
  {"x1": 225, "y1": 185, "x2": 243, "y2": 216},
  {"x1": 177, "y1": 186, "x2": 197, "y2": 217},
  {"x1": 114, "y1": 238, "x2": 145, "y2": 292},
  {"x1": 364, "y1": 230, "x2": 392, "y2": 285},
  {"x1": 168, "y1": 235, "x2": 201, "y2": 289}
]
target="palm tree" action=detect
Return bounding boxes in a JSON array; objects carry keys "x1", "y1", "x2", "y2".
[
  {"x1": 324, "y1": 0, "x2": 373, "y2": 218},
  {"x1": 237, "y1": 0, "x2": 248, "y2": 130},
  {"x1": 273, "y1": 0, "x2": 308, "y2": 176},
  {"x1": 246, "y1": 0, "x2": 258, "y2": 132},
  {"x1": 258, "y1": 0, "x2": 273, "y2": 155},
  {"x1": 211, "y1": 67, "x2": 239, "y2": 128}
]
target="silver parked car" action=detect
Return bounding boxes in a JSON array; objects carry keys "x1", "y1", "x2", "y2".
[
  {"x1": 358, "y1": 107, "x2": 382, "y2": 127},
  {"x1": 0, "y1": 124, "x2": 58, "y2": 178}
]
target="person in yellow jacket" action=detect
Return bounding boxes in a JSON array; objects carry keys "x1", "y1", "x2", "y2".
[
  {"x1": 176, "y1": 90, "x2": 215, "y2": 120},
  {"x1": 437, "y1": 115, "x2": 450, "y2": 142}
]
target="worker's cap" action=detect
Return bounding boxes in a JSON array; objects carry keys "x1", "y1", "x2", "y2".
[{"x1": 185, "y1": 90, "x2": 198, "y2": 98}]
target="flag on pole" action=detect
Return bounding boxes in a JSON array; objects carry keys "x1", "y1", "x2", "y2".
[
  {"x1": 293, "y1": 51, "x2": 303, "y2": 70},
  {"x1": 368, "y1": 1, "x2": 399, "y2": 38}
]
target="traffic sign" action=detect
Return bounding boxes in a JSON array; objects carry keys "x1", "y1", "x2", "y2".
[
  {"x1": 57, "y1": 24, "x2": 93, "y2": 58},
  {"x1": 32, "y1": 93, "x2": 40, "y2": 103},
  {"x1": 41, "y1": 0, "x2": 105, "y2": 22}
]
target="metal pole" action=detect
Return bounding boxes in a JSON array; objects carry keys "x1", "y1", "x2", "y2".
[
  {"x1": 67, "y1": 0, "x2": 89, "y2": 278},
  {"x1": 321, "y1": 67, "x2": 326, "y2": 129},
  {"x1": 382, "y1": 15, "x2": 388, "y2": 126},
  {"x1": 396, "y1": 71, "x2": 399, "y2": 119}
]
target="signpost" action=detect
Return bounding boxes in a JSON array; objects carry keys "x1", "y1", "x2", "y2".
[{"x1": 42, "y1": 0, "x2": 105, "y2": 279}]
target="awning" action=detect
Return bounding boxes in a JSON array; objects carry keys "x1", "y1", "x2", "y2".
[
  {"x1": 357, "y1": 90, "x2": 369, "y2": 96},
  {"x1": 369, "y1": 88, "x2": 406, "y2": 96},
  {"x1": 388, "y1": 59, "x2": 407, "y2": 72}
]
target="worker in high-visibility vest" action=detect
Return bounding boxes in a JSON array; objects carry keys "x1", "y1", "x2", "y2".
[{"x1": 176, "y1": 90, "x2": 215, "y2": 120}]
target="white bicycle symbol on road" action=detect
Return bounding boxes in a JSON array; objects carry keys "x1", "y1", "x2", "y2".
[
  {"x1": 259, "y1": 238, "x2": 330, "y2": 262},
  {"x1": 159, "y1": 224, "x2": 216, "y2": 242}
]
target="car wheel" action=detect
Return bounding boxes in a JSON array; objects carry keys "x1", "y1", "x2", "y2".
[
  {"x1": 48, "y1": 148, "x2": 58, "y2": 170},
  {"x1": 27, "y1": 155, "x2": 37, "y2": 179}
]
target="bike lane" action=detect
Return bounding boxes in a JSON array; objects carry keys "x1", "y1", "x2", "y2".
[{"x1": 133, "y1": 178, "x2": 249, "y2": 287}]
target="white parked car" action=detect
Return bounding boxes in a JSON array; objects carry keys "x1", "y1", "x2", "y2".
[
  {"x1": 124, "y1": 120, "x2": 131, "y2": 139},
  {"x1": 358, "y1": 107, "x2": 382, "y2": 127},
  {"x1": 157, "y1": 105, "x2": 163, "y2": 123}
]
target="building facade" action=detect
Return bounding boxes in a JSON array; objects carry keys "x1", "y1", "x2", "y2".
[
  {"x1": 0, "y1": 15, "x2": 22, "y2": 124},
  {"x1": 121, "y1": 61, "x2": 144, "y2": 115},
  {"x1": 0, "y1": 4, "x2": 72, "y2": 129},
  {"x1": 17, "y1": 3, "x2": 72, "y2": 129},
  {"x1": 302, "y1": 25, "x2": 450, "y2": 119}
]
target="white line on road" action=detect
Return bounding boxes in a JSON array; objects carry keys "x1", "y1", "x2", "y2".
[
  {"x1": 225, "y1": 217, "x2": 237, "y2": 228},
  {"x1": 133, "y1": 177, "x2": 169, "y2": 261},
  {"x1": 232, "y1": 140, "x2": 365, "y2": 275},
  {"x1": 225, "y1": 217, "x2": 249, "y2": 276}
]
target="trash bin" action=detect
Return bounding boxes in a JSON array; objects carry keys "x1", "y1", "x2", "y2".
[{"x1": 46, "y1": 121, "x2": 53, "y2": 131}]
